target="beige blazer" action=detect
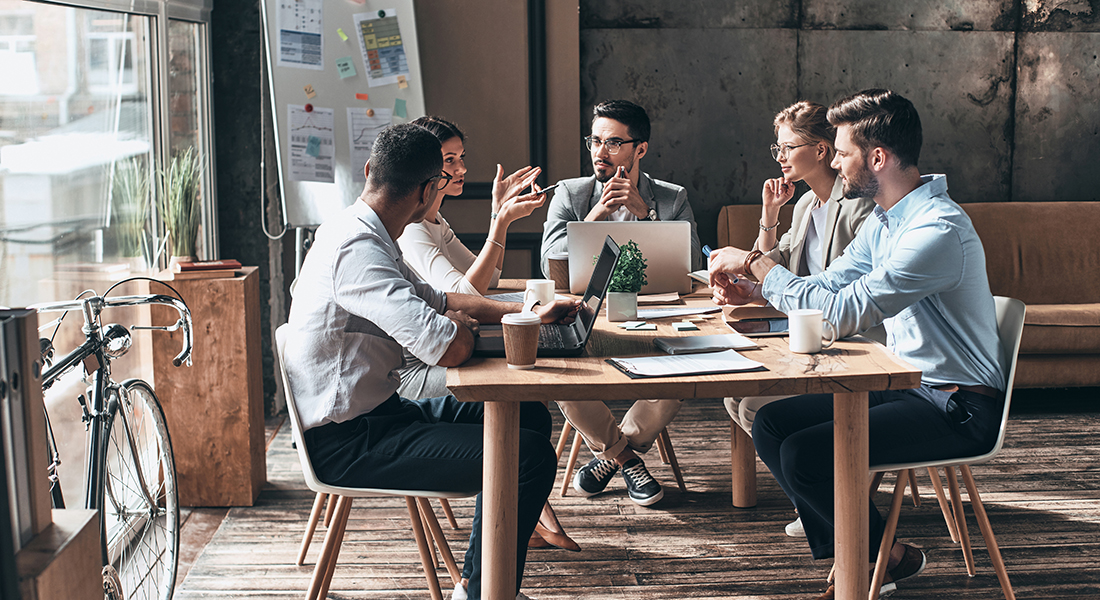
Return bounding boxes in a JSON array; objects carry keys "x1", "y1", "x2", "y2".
[{"x1": 762, "y1": 175, "x2": 876, "y2": 277}]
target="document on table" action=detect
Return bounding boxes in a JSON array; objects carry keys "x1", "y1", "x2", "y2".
[
  {"x1": 606, "y1": 349, "x2": 765, "y2": 379},
  {"x1": 636, "y1": 306, "x2": 721, "y2": 320}
]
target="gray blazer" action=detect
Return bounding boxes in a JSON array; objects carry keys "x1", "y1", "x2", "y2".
[{"x1": 540, "y1": 173, "x2": 702, "y2": 277}]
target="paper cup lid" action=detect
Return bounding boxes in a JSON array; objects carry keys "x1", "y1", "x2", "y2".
[{"x1": 502, "y1": 311, "x2": 541, "y2": 326}]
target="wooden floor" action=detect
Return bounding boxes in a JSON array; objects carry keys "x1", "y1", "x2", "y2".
[{"x1": 175, "y1": 391, "x2": 1100, "y2": 599}]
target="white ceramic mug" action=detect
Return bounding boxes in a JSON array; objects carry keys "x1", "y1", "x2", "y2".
[
  {"x1": 523, "y1": 279, "x2": 555, "y2": 308},
  {"x1": 788, "y1": 308, "x2": 837, "y2": 354}
]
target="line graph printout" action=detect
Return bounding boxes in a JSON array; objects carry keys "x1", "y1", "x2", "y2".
[
  {"x1": 277, "y1": 0, "x2": 323, "y2": 70},
  {"x1": 288, "y1": 105, "x2": 335, "y2": 183},
  {"x1": 354, "y1": 9, "x2": 409, "y2": 87},
  {"x1": 347, "y1": 107, "x2": 393, "y2": 181}
]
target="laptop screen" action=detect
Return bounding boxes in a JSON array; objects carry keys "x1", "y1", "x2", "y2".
[{"x1": 571, "y1": 235, "x2": 620, "y2": 341}]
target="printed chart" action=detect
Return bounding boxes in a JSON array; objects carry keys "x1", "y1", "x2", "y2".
[
  {"x1": 347, "y1": 107, "x2": 393, "y2": 181},
  {"x1": 354, "y1": 9, "x2": 409, "y2": 87},
  {"x1": 288, "y1": 105, "x2": 335, "y2": 183},
  {"x1": 277, "y1": 0, "x2": 323, "y2": 70}
]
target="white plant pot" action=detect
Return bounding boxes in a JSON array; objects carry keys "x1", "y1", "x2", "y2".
[{"x1": 606, "y1": 291, "x2": 638, "y2": 322}]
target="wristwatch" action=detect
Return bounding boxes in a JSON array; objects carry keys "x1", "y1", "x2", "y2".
[{"x1": 644, "y1": 207, "x2": 658, "y2": 221}]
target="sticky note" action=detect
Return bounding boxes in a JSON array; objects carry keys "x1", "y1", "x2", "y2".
[
  {"x1": 355, "y1": 93, "x2": 369, "y2": 101},
  {"x1": 674, "y1": 321, "x2": 699, "y2": 331},
  {"x1": 336, "y1": 56, "x2": 357, "y2": 79},
  {"x1": 306, "y1": 135, "x2": 321, "y2": 158},
  {"x1": 337, "y1": 28, "x2": 348, "y2": 41},
  {"x1": 617, "y1": 321, "x2": 646, "y2": 329},
  {"x1": 394, "y1": 98, "x2": 407, "y2": 118},
  {"x1": 303, "y1": 84, "x2": 316, "y2": 99},
  {"x1": 630, "y1": 323, "x2": 657, "y2": 331},
  {"x1": 397, "y1": 75, "x2": 408, "y2": 89}
]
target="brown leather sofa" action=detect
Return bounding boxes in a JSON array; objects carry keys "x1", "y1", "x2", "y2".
[{"x1": 717, "y1": 201, "x2": 1100, "y2": 389}]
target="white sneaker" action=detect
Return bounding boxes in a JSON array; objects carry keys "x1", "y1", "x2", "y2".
[
  {"x1": 451, "y1": 583, "x2": 467, "y2": 600},
  {"x1": 785, "y1": 516, "x2": 805, "y2": 537}
]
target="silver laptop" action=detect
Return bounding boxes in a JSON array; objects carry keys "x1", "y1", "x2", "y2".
[{"x1": 567, "y1": 221, "x2": 692, "y2": 294}]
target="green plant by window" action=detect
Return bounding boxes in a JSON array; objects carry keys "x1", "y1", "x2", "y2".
[
  {"x1": 604, "y1": 239, "x2": 648, "y2": 293},
  {"x1": 157, "y1": 146, "x2": 203, "y2": 259},
  {"x1": 110, "y1": 157, "x2": 151, "y2": 260}
]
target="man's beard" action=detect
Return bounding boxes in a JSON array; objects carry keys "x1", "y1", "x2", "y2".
[
  {"x1": 843, "y1": 160, "x2": 879, "y2": 199},
  {"x1": 594, "y1": 155, "x2": 634, "y2": 183}
]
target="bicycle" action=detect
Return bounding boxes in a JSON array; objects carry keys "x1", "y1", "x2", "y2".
[{"x1": 33, "y1": 289, "x2": 192, "y2": 600}]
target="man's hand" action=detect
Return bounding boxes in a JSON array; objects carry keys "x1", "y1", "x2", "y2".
[
  {"x1": 708, "y1": 246, "x2": 751, "y2": 285},
  {"x1": 588, "y1": 166, "x2": 649, "y2": 220},
  {"x1": 492, "y1": 164, "x2": 541, "y2": 214},
  {"x1": 533, "y1": 298, "x2": 582, "y2": 324},
  {"x1": 445, "y1": 309, "x2": 480, "y2": 337},
  {"x1": 711, "y1": 276, "x2": 758, "y2": 306}
]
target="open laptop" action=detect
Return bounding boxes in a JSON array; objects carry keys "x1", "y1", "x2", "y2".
[
  {"x1": 567, "y1": 221, "x2": 692, "y2": 295},
  {"x1": 473, "y1": 235, "x2": 620, "y2": 357}
]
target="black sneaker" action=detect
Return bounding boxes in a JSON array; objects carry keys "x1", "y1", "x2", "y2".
[
  {"x1": 572, "y1": 457, "x2": 619, "y2": 497},
  {"x1": 620, "y1": 458, "x2": 664, "y2": 506}
]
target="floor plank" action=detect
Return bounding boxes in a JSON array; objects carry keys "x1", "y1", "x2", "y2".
[{"x1": 176, "y1": 397, "x2": 1100, "y2": 599}]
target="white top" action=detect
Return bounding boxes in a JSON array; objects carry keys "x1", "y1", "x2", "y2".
[
  {"x1": 284, "y1": 201, "x2": 457, "y2": 430},
  {"x1": 398, "y1": 215, "x2": 500, "y2": 295},
  {"x1": 800, "y1": 200, "x2": 830, "y2": 276}
]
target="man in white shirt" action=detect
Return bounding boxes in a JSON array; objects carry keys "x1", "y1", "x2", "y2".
[{"x1": 284, "y1": 124, "x2": 579, "y2": 600}]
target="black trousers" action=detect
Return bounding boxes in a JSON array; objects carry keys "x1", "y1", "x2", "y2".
[
  {"x1": 752, "y1": 388, "x2": 1003, "y2": 560},
  {"x1": 305, "y1": 394, "x2": 556, "y2": 599}
]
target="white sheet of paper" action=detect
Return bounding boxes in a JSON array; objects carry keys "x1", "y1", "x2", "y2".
[
  {"x1": 347, "y1": 107, "x2": 393, "y2": 181},
  {"x1": 637, "y1": 292, "x2": 681, "y2": 304},
  {"x1": 353, "y1": 9, "x2": 410, "y2": 88},
  {"x1": 609, "y1": 349, "x2": 763, "y2": 377},
  {"x1": 287, "y1": 105, "x2": 335, "y2": 183},
  {"x1": 277, "y1": 0, "x2": 324, "y2": 70},
  {"x1": 636, "y1": 306, "x2": 721, "y2": 320}
]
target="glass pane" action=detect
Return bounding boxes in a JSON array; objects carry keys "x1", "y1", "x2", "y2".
[
  {"x1": 165, "y1": 18, "x2": 207, "y2": 260},
  {"x1": 0, "y1": 3, "x2": 155, "y2": 308}
]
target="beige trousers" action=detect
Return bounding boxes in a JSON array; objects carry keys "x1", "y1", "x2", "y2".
[
  {"x1": 724, "y1": 395, "x2": 792, "y2": 436},
  {"x1": 557, "y1": 399, "x2": 683, "y2": 460}
]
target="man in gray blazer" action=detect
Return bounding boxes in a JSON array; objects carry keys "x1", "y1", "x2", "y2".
[{"x1": 538, "y1": 100, "x2": 700, "y2": 506}]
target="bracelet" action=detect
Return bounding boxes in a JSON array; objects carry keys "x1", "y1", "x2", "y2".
[
  {"x1": 743, "y1": 249, "x2": 764, "y2": 277},
  {"x1": 759, "y1": 219, "x2": 779, "y2": 232},
  {"x1": 488, "y1": 238, "x2": 504, "y2": 250}
]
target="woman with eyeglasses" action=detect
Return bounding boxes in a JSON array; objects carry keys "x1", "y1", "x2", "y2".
[
  {"x1": 724, "y1": 101, "x2": 879, "y2": 537},
  {"x1": 398, "y1": 116, "x2": 547, "y2": 296},
  {"x1": 396, "y1": 117, "x2": 580, "y2": 600}
]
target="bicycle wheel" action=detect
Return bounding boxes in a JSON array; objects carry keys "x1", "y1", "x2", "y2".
[{"x1": 101, "y1": 379, "x2": 179, "y2": 600}]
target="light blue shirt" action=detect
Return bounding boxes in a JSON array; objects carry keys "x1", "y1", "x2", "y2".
[
  {"x1": 285, "y1": 201, "x2": 458, "y2": 430},
  {"x1": 761, "y1": 174, "x2": 1004, "y2": 400}
]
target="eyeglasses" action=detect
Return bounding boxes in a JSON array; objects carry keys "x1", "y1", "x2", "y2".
[
  {"x1": 425, "y1": 170, "x2": 453, "y2": 191},
  {"x1": 770, "y1": 142, "x2": 813, "y2": 160},
  {"x1": 584, "y1": 136, "x2": 640, "y2": 155}
]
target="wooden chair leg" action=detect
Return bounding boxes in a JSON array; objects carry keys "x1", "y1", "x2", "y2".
[
  {"x1": 318, "y1": 497, "x2": 353, "y2": 600},
  {"x1": 298, "y1": 492, "x2": 328, "y2": 566},
  {"x1": 946, "y1": 466, "x2": 977, "y2": 576},
  {"x1": 407, "y1": 497, "x2": 445, "y2": 600},
  {"x1": 555, "y1": 421, "x2": 573, "y2": 461},
  {"x1": 960, "y1": 465, "x2": 1016, "y2": 600},
  {"x1": 308, "y1": 495, "x2": 351, "y2": 600},
  {"x1": 729, "y1": 419, "x2": 757, "y2": 508},
  {"x1": 907, "y1": 469, "x2": 922, "y2": 507},
  {"x1": 657, "y1": 428, "x2": 687, "y2": 492},
  {"x1": 560, "y1": 430, "x2": 584, "y2": 497},
  {"x1": 418, "y1": 500, "x2": 442, "y2": 568},
  {"x1": 323, "y1": 491, "x2": 337, "y2": 527},
  {"x1": 928, "y1": 467, "x2": 961, "y2": 543},
  {"x1": 655, "y1": 429, "x2": 671, "y2": 464},
  {"x1": 438, "y1": 498, "x2": 459, "y2": 530},
  {"x1": 870, "y1": 470, "x2": 909, "y2": 600},
  {"x1": 869, "y1": 471, "x2": 886, "y2": 499},
  {"x1": 418, "y1": 498, "x2": 462, "y2": 587}
]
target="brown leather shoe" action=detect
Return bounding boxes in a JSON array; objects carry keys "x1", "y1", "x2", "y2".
[{"x1": 530, "y1": 522, "x2": 581, "y2": 552}]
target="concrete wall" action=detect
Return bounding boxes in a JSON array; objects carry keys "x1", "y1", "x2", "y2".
[{"x1": 580, "y1": 0, "x2": 1100, "y2": 248}]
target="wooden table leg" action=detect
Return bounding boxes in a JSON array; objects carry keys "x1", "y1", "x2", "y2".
[
  {"x1": 833, "y1": 391, "x2": 868, "y2": 600},
  {"x1": 483, "y1": 402, "x2": 520, "y2": 600},
  {"x1": 730, "y1": 419, "x2": 757, "y2": 508}
]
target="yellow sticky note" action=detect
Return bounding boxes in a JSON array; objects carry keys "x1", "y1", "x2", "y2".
[
  {"x1": 397, "y1": 75, "x2": 408, "y2": 89},
  {"x1": 337, "y1": 28, "x2": 348, "y2": 42},
  {"x1": 303, "y1": 84, "x2": 316, "y2": 99}
]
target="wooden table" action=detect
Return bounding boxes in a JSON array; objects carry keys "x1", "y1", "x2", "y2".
[{"x1": 447, "y1": 291, "x2": 920, "y2": 600}]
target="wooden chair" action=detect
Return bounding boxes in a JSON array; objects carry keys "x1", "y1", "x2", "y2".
[
  {"x1": 555, "y1": 421, "x2": 686, "y2": 497},
  {"x1": 868, "y1": 297, "x2": 1026, "y2": 600},
  {"x1": 276, "y1": 325, "x2": 474, "y2": 600}
]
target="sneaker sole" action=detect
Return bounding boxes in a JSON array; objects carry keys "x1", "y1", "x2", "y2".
[
  {"x1": 784, "y1": 520, "x2": 804, "y2": 537},
  {"x1": 571, "y1": 470, "x2": 605, "y2": 497},
  {"x1": 892, "y1": 549, "x2": 927, "y2": 583},
  {"x1": 629, "y1": 488, "x2": 664, "y2": 506}
]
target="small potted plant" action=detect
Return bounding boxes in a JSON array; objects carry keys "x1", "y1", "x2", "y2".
[
  {"x1": 605, "y1": 239, "x2": 647, "y2": 322},
  {"x1": 157, "y1": 147, "x2": 203, "y2": 266}
]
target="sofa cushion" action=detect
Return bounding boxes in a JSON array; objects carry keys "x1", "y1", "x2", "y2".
[
  {"x1": 717, "y1": 204, "x2": 795, "y2": 250},
  {"x1": 1019, "y1": 303, "x2": 1100, "y2": 354},
  {"x1": 1013, "y1": 354, "x2": 1100, "y2": 389}
]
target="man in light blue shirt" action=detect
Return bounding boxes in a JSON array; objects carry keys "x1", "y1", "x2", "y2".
[{"x1": 709, "y1": 89, "x2": 1005, "y2": 598}]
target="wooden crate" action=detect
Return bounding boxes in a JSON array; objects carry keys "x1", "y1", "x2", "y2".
[
  {"x1": 17, "y1": 509, "x2": 100, "y2": 600},
  {"x1": 151, "y1": 267, "x2": 266, "y2": 506}
]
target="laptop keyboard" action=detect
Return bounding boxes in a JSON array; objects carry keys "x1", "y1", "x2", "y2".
[{"x1": 538, "y1": 325, "x2": 565, "y2": 348}]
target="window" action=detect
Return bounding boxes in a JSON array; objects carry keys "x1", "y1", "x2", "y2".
[{"x1": 0, "y1": 0, "x2": 213, "y2": 309}]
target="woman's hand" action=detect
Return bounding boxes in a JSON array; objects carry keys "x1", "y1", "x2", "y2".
[
  {"x1": 492, "y1": 164, "x2": 542, "y2": 213},
  {"x1": 761, "y1": 177, "x2": 796, "y2": 211},
  {"x1": 496, "y1": 182, "x2": 548, "y2": 225}
]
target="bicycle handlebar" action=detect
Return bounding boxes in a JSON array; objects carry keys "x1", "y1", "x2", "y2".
[{"x1": 31, "y1": 294, "x2": 194, "y2": 367}]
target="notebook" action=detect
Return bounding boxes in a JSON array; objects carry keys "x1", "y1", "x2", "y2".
[
  {"x1": 473, "y1": 235, "x2": 620, "y2": 357},
  {"x1": 567, "y1": 221, "x2": 692, "y2": 295}
]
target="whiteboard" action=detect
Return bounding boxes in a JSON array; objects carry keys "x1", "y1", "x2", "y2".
[{"x1": 261, "y1": 0, "x2": 426, "y2": 227}]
